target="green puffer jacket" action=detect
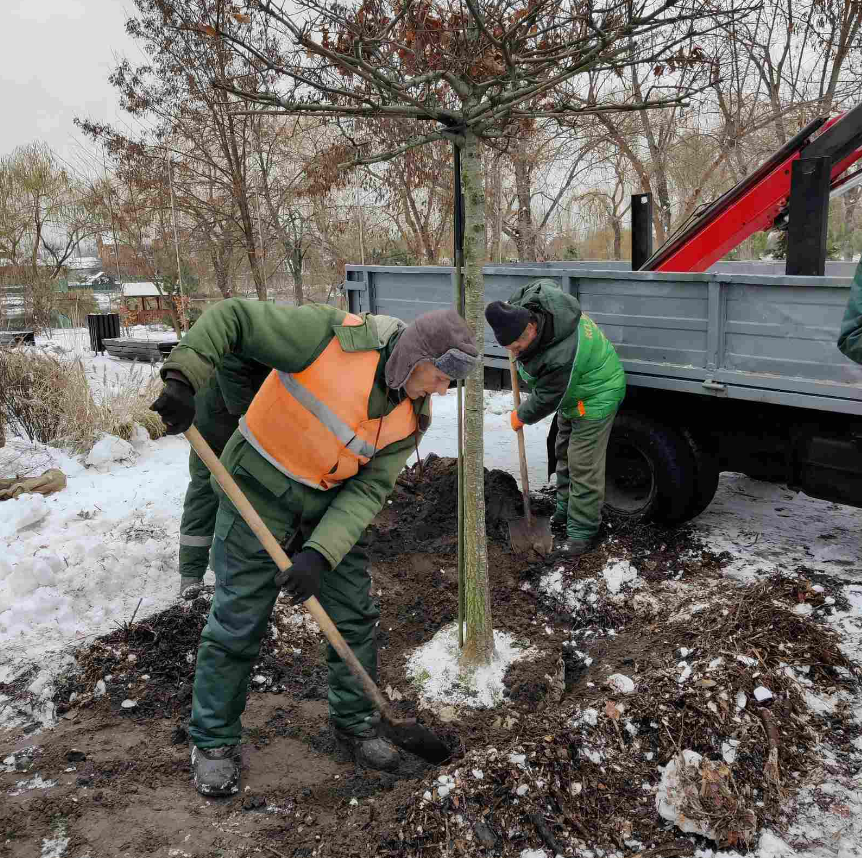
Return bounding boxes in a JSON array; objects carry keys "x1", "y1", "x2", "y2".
[
  {"x1": 162, "y1": 298, "x2": 430, "y2": 569},
  {"x1": 838, "y1": 258, "x2": 862, "y2": 365},
  {"x1": 193, "y1": 354, "x2": 269, "y2": 455},
  {"x1": 510, "y1": 279, "x2": 626, "y2": 422}
]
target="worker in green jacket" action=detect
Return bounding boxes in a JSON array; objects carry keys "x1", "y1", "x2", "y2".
[
  {"x1": 150, "y1": 298, "x2": 479, "y2": 795},
  {"x1": 838, "y1": 258, "x2": 862, "y2": 364},
  {"x1": 485, "y1": 279, "x2": 626, "y2": 557},
  {"x1": 178, "y1": 355, "x2": 269, "y2": 600}
]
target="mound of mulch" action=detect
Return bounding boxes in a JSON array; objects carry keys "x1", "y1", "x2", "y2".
[{"x1": 323, "y1": 572, "x2": 860, "y2": 857}]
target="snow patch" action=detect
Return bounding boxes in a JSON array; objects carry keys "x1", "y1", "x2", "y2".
[
  {"x1": 85, "y1": 434, "x2": 137, "y2": 469},
  {"x1": 406, "y1": 622, "x2": 536, "y2": 708},
  {"x1": 602, "y1": 559, "x2": 638, "y2": 594}
]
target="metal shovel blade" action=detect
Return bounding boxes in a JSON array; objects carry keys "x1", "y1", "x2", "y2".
[
  {"x1": 508, "y1": 514, "x2": 554, "y2": 557},
  {"x1": 380, "y1": 713, "x2": 452, "y2": 765}
]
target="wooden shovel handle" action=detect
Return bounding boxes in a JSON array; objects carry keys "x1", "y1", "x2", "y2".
[
  {"x1": 508, "y1": 356, "x2": 533, "y2": 527},
  {"x1": 185, "y1": 425, "x2": 390, "y2": 715}
]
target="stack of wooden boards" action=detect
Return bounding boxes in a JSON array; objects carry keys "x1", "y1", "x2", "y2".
[{"x1": 103, "y1": 338, "x2": 178, "y2": 363}]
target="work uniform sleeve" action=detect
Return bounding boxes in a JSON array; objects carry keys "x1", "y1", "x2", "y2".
[
  {"x1": 216, "y1": 354, "x2": 270, "y2": 415},
  {"x1": 838, "y1": 260, "x2": 862, "y2": 365},
  {"x1": 304, "y1": 433, "x2": 418, "y2": 570},
  {"x1": 161, "y1": 299, "x2": 336, "y2": 392},
  {"x1": 516, "y1": 365, "x2": 571, "y2": 425}
]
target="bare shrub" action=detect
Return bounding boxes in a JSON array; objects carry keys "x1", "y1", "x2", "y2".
[
  {"x1": 0, "y1": 347, "x2": 166, "y2": 453},
  {"x1": 0, "y1": 348, "x2": 79, "y2": 443}
]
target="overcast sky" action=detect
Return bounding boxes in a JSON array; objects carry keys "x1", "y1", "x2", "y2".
[{"x1": 2, "y1": 1, "x2": 139, "y2": 170}]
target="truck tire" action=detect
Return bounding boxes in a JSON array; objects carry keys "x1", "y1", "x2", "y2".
[
  {"x1": 604, "y1": 412, "x2": 697, "y2": 525},
  {"x1": 679, "y1": 426, "x2": 720, "y2": 520}
]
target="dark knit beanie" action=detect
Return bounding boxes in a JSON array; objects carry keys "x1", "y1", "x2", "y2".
[
  {"x1": 386, "y1": 308, "x2": 480, "y2": 390},
  {"x1": 485, "y1": 301, "x2": 532, "y2": 346}
]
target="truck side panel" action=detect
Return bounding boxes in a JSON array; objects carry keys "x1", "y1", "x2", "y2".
[{"x1": 346, "y1": 265, "x2": 862, "y2": 414}]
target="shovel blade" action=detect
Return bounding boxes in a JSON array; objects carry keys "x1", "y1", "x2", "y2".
[
  {"x1": 380, "y1": 716, "x2": 451, "y2": 765},
  {"x1": 508, "y1": 515, "x2": 554, "y2": 557}
]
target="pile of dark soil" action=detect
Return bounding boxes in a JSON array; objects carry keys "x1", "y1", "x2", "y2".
[
  {"x1": 53, "y1": 598, "x2": 326, "y2": 722},
  {"x1": 370, "y1": 455, "x2": 522, "y2": 556}
]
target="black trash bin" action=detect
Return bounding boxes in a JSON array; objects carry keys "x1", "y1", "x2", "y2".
[{"x1": 87, "y1": 313, "x2": 121, "y2": 355}]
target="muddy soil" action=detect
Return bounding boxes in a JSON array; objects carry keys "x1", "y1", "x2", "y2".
[{"x1": 1, "y1": 458, "x2": 855, "y2": 858}]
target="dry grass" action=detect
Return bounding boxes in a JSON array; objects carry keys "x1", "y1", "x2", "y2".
[{"x1": 0, "y1": 347, "x2": 166, "y2": 454}]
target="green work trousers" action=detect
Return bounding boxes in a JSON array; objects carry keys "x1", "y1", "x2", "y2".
[
  {"x1": 188, "y1": 456, "x2": 379, "y2": 749},
  {"x1": 554, "y1": 409, "x2": 618, "y2": 540},
  {"x1": 178, "y1": 450, "x2": 219, "y2": 580}
]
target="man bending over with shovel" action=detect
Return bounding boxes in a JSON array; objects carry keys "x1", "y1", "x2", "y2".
[
  {"x1": 150, "y1": 298, "x2": 478, "y2": 796},
  {"x1": 485, "y1": 279, "x2": 626, "y2": 558}
]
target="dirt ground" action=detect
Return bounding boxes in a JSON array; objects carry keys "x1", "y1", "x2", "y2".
[{"x1": 1, "y1": 458, "x2": 859, "y2": 857}]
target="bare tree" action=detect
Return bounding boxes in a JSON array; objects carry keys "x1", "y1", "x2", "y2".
[
  {"x1": 576, "y1": 153, "x2": 632, "y2": 259},
  {"x1": 0, "y1": 143, "x2": 105, "y2": 332},
  {"x1": 181, "y1": 0, "x2": 747, "y2": 666},
  {"x1": 76, "y1": 0, "x2": 278, "y2": 299}
]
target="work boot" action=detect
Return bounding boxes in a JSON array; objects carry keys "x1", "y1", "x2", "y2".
[
  {"x1": 190, "y1": 744, "x2": 240, "y2": 796},
  {"x1": 549, "y1": 510, "x2": 568, "y2": 531},
  {"x1": 333, "y1": 724, "x2": 399, "y2": 772},
  {"x1": 180, "y1": 576, "x2": 204, "y2": 600},
  {"x1": 551, "y1": 536, "x2": 598, "y2": 559}
]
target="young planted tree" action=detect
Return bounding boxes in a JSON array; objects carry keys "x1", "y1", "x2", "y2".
[{"x1": 182, "y1": 0, "x2": 746, "y2": 666}]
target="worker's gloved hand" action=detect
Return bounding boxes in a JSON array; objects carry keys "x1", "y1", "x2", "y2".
[
  {"x1": 510, "y1": 410, "x2": 525, "y2": 432},
  {"x1": 150, "y1": 376, "x2": 195, "y2": 434},
  {"x1": 275, "y1": 548, "x2": 329, "y2": 605}
]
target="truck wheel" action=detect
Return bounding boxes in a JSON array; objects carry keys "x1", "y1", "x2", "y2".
[
  {"x1": 679, "y1": 427, "x2": 720, "y2": 520},
  {"x1": 604, "y1": 412, "x2": 696, "y2": 525}
]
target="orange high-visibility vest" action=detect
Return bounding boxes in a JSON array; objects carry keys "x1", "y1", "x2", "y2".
[{"x1": 239, "y1": 314, "x2": 418, "y2": 491}]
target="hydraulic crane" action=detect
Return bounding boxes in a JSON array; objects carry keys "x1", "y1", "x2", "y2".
[{"x1": 634, "y1": 101, "x2": 862, "y2": 275}]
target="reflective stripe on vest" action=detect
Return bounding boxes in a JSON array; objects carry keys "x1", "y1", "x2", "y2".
[
  {"x1": 240, "y1": 313, "x2": 418, "y2": 490},
  {"x1": 179, "y1": 533, "x2": 213, "y2": 547}
]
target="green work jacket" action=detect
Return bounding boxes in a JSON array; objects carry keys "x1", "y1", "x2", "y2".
[
  {"x1": 838, "y1": 258, "x2": 862, "y2": 365},
  {"x1": 509, "y1": 279, "x2": 626, "y2": 423},
  {"x1": 162, "y1": 299, "x2": 430, "y2": 569},
  {"x1": 193, "y1": 354, "x2": 269, "y2": 455}
]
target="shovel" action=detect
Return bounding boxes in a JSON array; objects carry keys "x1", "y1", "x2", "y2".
[
  {"x1": 184, "y1": 425, "x2": 451, "y2": 766},
  {"x1": 507, "y1": 356, "x2": 553, "y2": 557}
]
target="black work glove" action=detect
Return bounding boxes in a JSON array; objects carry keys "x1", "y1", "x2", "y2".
[
  {"x1": 275, "y1": 548, "x2": 330, "y2": 605},
  {"x1": 150, "y1": 376, "x2": 196, "y2": 435}
]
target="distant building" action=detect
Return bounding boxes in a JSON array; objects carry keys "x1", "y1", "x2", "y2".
[
  {"x1": 120, "y1": 281, "x2": 189, "y2": 328},
  {"x1": 66, "y1": 256, "x2": 103, "y2": 278},
  {"x1": 81, "y1": 271, "x2": 117, "y2": 287},
  {"x1": 122, "y1": 282, "x2": 162, "y2": 299}
]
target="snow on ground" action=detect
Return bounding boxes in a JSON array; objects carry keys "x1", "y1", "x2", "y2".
[
  {"x1": 406, "y1": 622, "x2": 536, "y2": 709},
  {"x1": 4, "y1": 325, "x2": 862, "y2": 857},
  {"x1": 423, "y1": 388, "x2": 553, "y2": 490},
  {"x1": 696, "y1": 472, "x2": 862, "y2": 582}
]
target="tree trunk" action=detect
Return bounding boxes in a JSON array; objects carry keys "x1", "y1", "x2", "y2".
[
  {"x1": 458, "y1": 129, "x2": 494, "y2": 667},
  {"x1": 513, "y1": 141, "x2": 537, "y2": 262},
  {"x1": 842, "y1": 189, "x2": 860, "y2": 261},
  {"x1": 290, "y1": 245, "x2": 304, "y2": 305},
  {"x1": 211, "y1": 243, "x2": 232, "y2": 299},
  {"x1": 612, "y1": 219, "x2": 622, "y2": 260},
  {"x1": 489, "y1": 155, "x2": 503, "y2": 264},
  {"x1": 238, "y1": 195, "x2": 266, "y2": 301}
]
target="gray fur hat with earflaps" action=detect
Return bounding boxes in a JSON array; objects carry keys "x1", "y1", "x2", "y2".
[{"x1": 386, "y1": 308, "x2": 480, "y2": 390}]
